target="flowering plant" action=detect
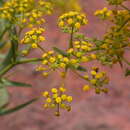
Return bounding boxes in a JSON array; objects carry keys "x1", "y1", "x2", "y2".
[{"x1": 0, "y1": 0, "x2": 129, "y2": 116}]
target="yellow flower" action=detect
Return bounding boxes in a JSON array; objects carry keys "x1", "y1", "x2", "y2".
[
  {"x1": 83, "y1": 75, "x2": 89, "y2": 80},
  {"x1": 31, "y1": 43, "x2": 38, "y2": 48},
  {"x1": 82, "y1": 85, "x2": 90, "y2": 92},
  {"x1": 51, "y1": 88, "x2": 58, "y2": 93},
  {"x1": 32, "y1": 35, "x2": 37, "y2": 40},
  {"x1": 42, "y1": 91, "x2": 49, "y2": 97},
  {"x1": 90, "y1": 54, "x2": 97, "y2": 59},
  {"x1": 70, "y1": 59, "x2": 77, "y2": 64},
  {"x1": 21, "y1": 18, "x2": 27, "y2": 23},
  {"x1": 77, "y1": 15, "x2": 82, "y2": 20},
  {"x1": 81, "y1": 56, "x2": 89, "y2": 62},
  {"x1": 106, "y1": 11, "x2": 112, "y2": 16},
  {"x1": 57, "y1": 54, "x2": 63, "y2": 59},
  {"x1": 90, "y1": 79, "x2": 97, "y2": 85},
  {"x1": 67, "y1": 96, "x2": 73, "y2": 102},
  {"x1": 55, "y1": 97, "x2": 62, "y2": 103},
  {"x1": 59, "y1": 63, "x2": 66, "y2": 68},
  {"x1": 46, "y1": 98, "x2": 52, "y2": 103},
  {"x1": 60, "y1": 103, "x2": 66, "y2": 109},
  {"x1": 91, "y1": 70, "x2": 97, "y2": 76},
  {"x1": 63, "y1": 57, "x2": 69, "y2": 63},
  {"x1": 43, "y1": 104, "x2": 48, "y2": 108},
  {"x1": 59, "y1": 87, "x2": 66, "y2": 92},
  {"x1": 49, "y1": 57, "x2": 56, "y2": 63},
  {"x1": 95, "y1": 73, "x2": 103, "y2": 79},
  {"x1": 48, "y1": 51, "x2": 54, "y2": 55},
  {"x1": 22, "y1": 50, "x2": 28, "y2": 55},
  {"x1": 42, "y1": 60, "x2": 48, "y2": 65},
  {"x1": 76, "y1": 52, "x2": 82, "y2": 57},
  {"x1": 61, "y1": 94, "x2": 67, "y2": 100},
  {"x1": 39, "y1": 36, "x2": 45, "y2": 41},
  {"x1": 42, "y1": 53, "x2": 48, "y2": 58},
  {"x1": 74, "y1": 41, "x2": 80, "y2": 45},
  {"x1": 58, "y1": 21, "x2": 64, "y2": 27},
  {"x1": 42, "y1": 72, "x2": 49, "y2": 77},
  {"x1": 75, "y1": 22, "x2": 80, "y2": 29},
  {"x1": 67, "y1": 48, "x2": 74, "y2": 54},
  {"x1": 67, "y1": 18, "x2": 73, "y2": 25},
  {"x1": 52, "y1": 94, "x2": 58, "y2": 98}
]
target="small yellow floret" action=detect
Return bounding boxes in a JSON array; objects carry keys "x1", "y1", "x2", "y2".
[
  {"x1": 55, "y1": 97, "x2": 62, "y2": 103},
  {"x1": 67, "y1": 96, "x2": 73, "y2": 102}
]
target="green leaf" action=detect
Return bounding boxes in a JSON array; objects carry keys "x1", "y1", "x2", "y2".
[
  {"x1": 53, "y1": 47, "x2": 69, "y2": 57},
  {"x1": 0, "y1": 85, "x2": 9, "y2": 108},
  {"x1": 0, "y1": 27, "x2": 18, "y2": 72},
  {"x1": 125, "y1": 68, "x2": 130, "y2": 76},
  {"x1": 0, "y1": 98, "x2": 38, "y2": 116},
  {"x1": 76, "y1": 65, "x2": 87, "y2": 72},
  {"x1": 68, "y1": 64, "x2": 87, "y2": 72},
  {"x1": 1, "y1": 78, "x2": 32, "y2": 87}
]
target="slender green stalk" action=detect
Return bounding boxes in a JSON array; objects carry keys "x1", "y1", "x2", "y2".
[
  {"x1": 0, "y1": 64, "x2": 15, "y2": 77},
  {"x1": 0, "y1": 58, "x2": 44, "y2": 77},
  {"x1": 69, "y1": 26, "x2": 74, "y2": 48},
  {"x1": 117, "y1": 18, "x2": 130, "y2": 32},
  {"x1": 17, "y1": 58, "x2": 43, "y2": 64},
  {"x1": 72, "y1": 70, "x2": 89, "y2": 81},
  {"x1": 121, "y1": 4, "x2": 130, "y2": 12},
  {"x1": 37, "y1": 44, "x2": 46, "y2": 52}
]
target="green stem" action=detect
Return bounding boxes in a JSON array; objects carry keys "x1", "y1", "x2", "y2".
[
  {"x1": 69, "y1": 26, "x2": 74, "y2": 48},
  {"x1": 37, "y1": 44, "x2": 46, "y2": 52},
  {"x1": 116, "y1": 18, "x2": 130, "y2": 32},
  {"x1": 0, "y1": 25, "x2": 11, "y2": 39},
  {"x1": 72, "y1": 70, "x2": 89, "y2": 81},
  {"x1": 16, "y1": 58, "x2": 43, "y2": 64},
  {"x1": 0, "y1": 64, "x2": 15, "y2": 77},
  {"x1": 0, "y1": 58, "x2": 44, "y2": 77},
  {"x1": 121, "y1": 4, "x2": 130, "y2": 12}
]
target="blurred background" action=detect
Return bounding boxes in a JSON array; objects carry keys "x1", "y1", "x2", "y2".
[{"x1": 0, "y1": 0, "x2": 130, "y2": 130}]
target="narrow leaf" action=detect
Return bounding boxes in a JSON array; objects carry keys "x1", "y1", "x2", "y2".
[
  {"x1": 0, "y1": 85, "x2": 9, "y2": 108},
  {"x1": 68, "y1": 64, "x2": 87, "y2": 72},
  {"x1": 0, "y1": 98, "x2": 38, "y2": 116},
  {"x1": 53, "y1": 47, "x2": 68, "y2": 57},
  {"x1": 76, "y1": 65, "x2": 87, "y2": 72},
  {"x1": 125, "y1": 68, "x2": 130, "y2": 76},
  {"x1": 1, "y1": 78, "x2": 32, "y2": 87}
]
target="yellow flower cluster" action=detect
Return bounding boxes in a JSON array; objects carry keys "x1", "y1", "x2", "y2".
[
  {"x1": 58, "y1": 11, "x2": 88, "y2": 32},
  {"x1": 94, "y1": 7, "x2": 112, "y2": 20},
  {"x1": 36, "y1": 50, "x2": 81, "y2": 77},
  {"x1": 67, "y1": 40, "x2": 97, "y2": 62},
  {"x1": 95, "y1": 8, "x2": 130, "y2": 66},
  {"x1": 114, "y1": 10, "x2": 130, "y2": 25},
  {"x1": 0, "y1": 0, "x2": 52, "y2": 27},
  {"x1": 42, "y1": 87, "x2": 73, "y2": 116},
  {"x1": 21, "y1": 28, "x2": 45, "y2": 49},
  {"x1": 82, "y1": 67, "x2": 109, "y2": 94}
]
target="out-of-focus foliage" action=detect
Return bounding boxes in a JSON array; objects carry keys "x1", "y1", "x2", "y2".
[{"x1": 47, "y1": 0, "x2": 81, "y2": 13}]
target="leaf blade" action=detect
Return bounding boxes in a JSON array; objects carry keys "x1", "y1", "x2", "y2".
[
  {"x1": 1, "y1": 78, "x2": 32, "y2": 87},
  {"x1": 0, "y1": 98, "x2": 38, "y2": 116}
]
